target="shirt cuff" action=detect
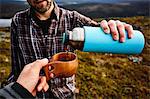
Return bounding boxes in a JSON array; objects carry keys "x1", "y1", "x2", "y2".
[{"x1": 11, "y1": 82, "x2": 35, "y2": 98}]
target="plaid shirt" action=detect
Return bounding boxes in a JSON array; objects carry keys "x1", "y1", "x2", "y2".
[{"x1": 9, "y1": 2, "x2": 98, "y2": 99}]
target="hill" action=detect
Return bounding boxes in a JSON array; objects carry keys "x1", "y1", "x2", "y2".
[
  {"x1": 62, "y1": 1, "x2": 149, "y2": 18},
  {"x1": 0, "y1": 16, "x2": 150, "y2": 98},
  {"x1": 0, "y1": 1, "x2": 29, "y2": 18}
]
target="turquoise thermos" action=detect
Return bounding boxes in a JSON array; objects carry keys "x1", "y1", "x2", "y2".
[{"x1": 63, "y1": 26, "x2": 145, "y2": 54}]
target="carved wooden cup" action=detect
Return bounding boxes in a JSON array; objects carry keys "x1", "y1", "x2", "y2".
[{"x1": 44, "y1": 52, "x2": 78, "y2": 81}]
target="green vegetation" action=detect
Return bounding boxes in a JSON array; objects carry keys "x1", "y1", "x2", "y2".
[
  {"x1": 0, "y1": 27, "x2": 11, "y2": 84},
  {"x1": 76, "y1": 16, "x2": 150, "y2": 98},
  {"x1": 0, "y1": 16, "x2": 149, "y2": 98}
]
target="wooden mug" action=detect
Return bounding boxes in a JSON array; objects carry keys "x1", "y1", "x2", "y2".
[{"x1": 44, "y1": 52, "x2": 78, "y2": 81}]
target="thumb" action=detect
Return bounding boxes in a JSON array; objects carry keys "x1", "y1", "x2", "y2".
[{"x1": 31, "y1": 58, "x2": 49, "y2": 71}]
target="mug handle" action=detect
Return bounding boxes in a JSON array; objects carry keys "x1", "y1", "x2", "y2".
[{"x1": 43, "y1": 62, "x2": 55, "y2": 81}]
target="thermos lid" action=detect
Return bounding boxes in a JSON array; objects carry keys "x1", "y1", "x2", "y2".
[{"x1": 62, "y1": 27, "x2": 85, "y2": 44}]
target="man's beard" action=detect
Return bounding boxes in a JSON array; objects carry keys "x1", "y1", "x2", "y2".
[{"x1": 31, "y1": 0, "x2": 52, "y2": 13}]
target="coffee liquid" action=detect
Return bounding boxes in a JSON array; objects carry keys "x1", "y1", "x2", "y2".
[
  {"x1": 58, "y1": 57, "x2": 72, "y2": 61},
  {"x1": 58, "y1": 45, "x2": 72, "y2": 61}
]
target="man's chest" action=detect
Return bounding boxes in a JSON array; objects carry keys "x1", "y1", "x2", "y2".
[{"x1": 16, "y1": 19, "x2": 73, "y2": 58}]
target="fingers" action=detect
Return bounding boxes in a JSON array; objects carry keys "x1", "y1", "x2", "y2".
[
  {"x1": 100, "y1": 20, "x2": 110, "y2": 33},
  {"x1": 124, "y1": 23, "x2": 134, "y2": 38},
  {"x1": 116, "y1": 20, "x2": 125, "y2": 42},
  {"x1": 100, "y1": 20, "x2": 134, "y2": 42},
  {"x1": 48, "y1": 65, "x2": 55, "y2": 78},
  {"x1": 43, "y1": 83, "x2": 49, "y2": 92},
  {"x1": 37, "y1": 76, "x2": 49, "y2": 92},
  {"x1": 49, "y1": 73, "x2": 54, "y2": 78},
  {"x1": 108, "y1": 20, "x2": 119, "y2": 41}
]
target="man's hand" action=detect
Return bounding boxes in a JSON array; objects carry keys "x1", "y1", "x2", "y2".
[
  {"x1": 16, "y1": 58, "x2": 53, "y2": 96},
  {"x1": 100, "y1": 20, "x2": 134, "y2": 42}
]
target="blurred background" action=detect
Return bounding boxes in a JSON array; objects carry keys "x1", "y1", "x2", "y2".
[
  {"x1": 0, "y1": 0, "x2": 149, "y2": 19},
  {"x1": 0, "y1": 0, "x2": 150, "y2": 98}
]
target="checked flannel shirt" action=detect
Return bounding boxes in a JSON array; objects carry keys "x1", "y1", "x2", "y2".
[{"x1": 9, "y1": 2, "x2": 99, "y2": 99}]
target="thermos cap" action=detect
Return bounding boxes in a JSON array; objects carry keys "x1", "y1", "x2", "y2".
[{"x1": 62, "y1": 27, "x2": 85, "y2": 44}]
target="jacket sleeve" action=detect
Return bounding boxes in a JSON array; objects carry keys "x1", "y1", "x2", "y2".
[
  {"x1": 0, "y1": 82, "x2": 35, "y2": 99},
  {"x1": 71, "y1": 11, "x2": 100, "y2": 27}
]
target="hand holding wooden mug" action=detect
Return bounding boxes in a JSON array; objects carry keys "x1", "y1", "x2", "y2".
[{"x1": 44, "y1": 52, "x2": 78, "y2": 81}]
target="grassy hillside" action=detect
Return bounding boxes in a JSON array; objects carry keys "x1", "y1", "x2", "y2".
[
  {"x1": 76, "y1": 16, "x2": 150, "y2": 98},
  {"x1": 0, "y1": 27, "x2": 10, "y2": 85},
  {"x1": 0, "y1": 16, "x2": 150, "y2": 98}
]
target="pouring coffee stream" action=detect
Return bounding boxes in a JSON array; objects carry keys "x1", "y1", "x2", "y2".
[{"x1": 62, "y1": 44, "x2": 71, "y2": 61}]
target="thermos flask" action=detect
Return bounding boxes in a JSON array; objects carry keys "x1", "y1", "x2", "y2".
[{"x1": 63, "y1": 26, "x2": 145, "y2": 54}]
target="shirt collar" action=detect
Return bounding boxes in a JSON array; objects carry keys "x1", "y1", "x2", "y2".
[{"x1": 53, "y1": 2, "x2": 60, "y2": 21}]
